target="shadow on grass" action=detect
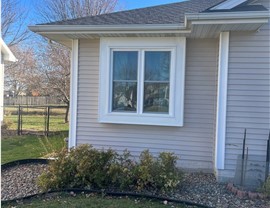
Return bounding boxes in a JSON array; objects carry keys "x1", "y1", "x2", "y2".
[{"x1": 1, "y1": 131, "x2": 68, "y2": 164}]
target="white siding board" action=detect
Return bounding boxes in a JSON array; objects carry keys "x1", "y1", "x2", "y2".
[
  {"x1": 76, "y1": 38, "x2": 218, "y2": 171},
  {"x1": 219, "y1": 2, "x2": 270, "y2": 179}
]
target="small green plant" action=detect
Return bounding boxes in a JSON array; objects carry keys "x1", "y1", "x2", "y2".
[
  {"x1": 38, "y1": 144, "x2": 183, "y2": 194},
  {"x1": 262, "y1": 176, "x2": 270, "y2": 196}
]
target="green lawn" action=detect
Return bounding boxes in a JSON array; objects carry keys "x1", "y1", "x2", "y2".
[
  {"x1": 1, "y1": 194, "x2": 187, "y2": 208},
  {"x1": 3, "y1": 106, "x2": 69, "y2": 132},
  {"x1": 1, "y1": 133, "x2": 67, "y2": 164},
  {"x1": 5, "y1": 115, "x2": 69, "y2": 132}
]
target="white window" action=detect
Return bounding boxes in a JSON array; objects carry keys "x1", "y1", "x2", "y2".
[{"x1": 99, "y1": 37, "x2": 186, "y2": 126}]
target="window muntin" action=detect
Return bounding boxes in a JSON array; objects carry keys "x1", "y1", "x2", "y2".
[{"x1": 112, "y1": 51, "x2": 138, "y2": 112}]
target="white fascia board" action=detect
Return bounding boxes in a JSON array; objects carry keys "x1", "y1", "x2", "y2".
[
  {"x1": 29, "y1": 24, "x2": 186, "y2": 33},
  {"x1": 68, "y1": 39, "x2": 79, "y2": 149},
  {"x1": 211, "y1": 0, "x2": 247, "y2": 10},
  {"x1": 215, "y1": 32, "x2": 230, "y2": 170},
  {"x1": 185, "y1": 11, "x2": 270, "y2": 22},
  {"x1": 191, "y1": 19, "x2": 269, "y2": 25},
  {"x1": 0, "y1": 38, "x2": 17, "y2": 62}
]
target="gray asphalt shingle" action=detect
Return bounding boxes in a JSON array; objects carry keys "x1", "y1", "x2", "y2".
[
  {"x1": 40, "y1": 0, "x2": 267, "y2": 26},
  {"x1": 40, "y1": 0, "x2": 225, "y2": 25}
]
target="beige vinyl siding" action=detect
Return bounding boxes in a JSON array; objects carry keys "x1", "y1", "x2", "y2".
[
  {"x1": 76, "y1": 38, "x2": 218, "y2": 171},
  {"x1": 221, "y1": 0, "x2": 270, "y2": 178}
]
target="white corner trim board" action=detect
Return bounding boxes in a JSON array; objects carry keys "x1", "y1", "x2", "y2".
[
  {"x1": 211, "y1": 0, "x2": 247, "y2": 10},
  {"x1": 215, "y1": 32, "x2": 230, "y2": 170},
  {"x1": 69, "y1": 39, "x2": 79, "y2": 149}
]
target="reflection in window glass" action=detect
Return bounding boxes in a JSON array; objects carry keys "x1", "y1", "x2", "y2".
[
  {"x1": 144, "y1": 83, "x2": 169, "y2": 113},
  {"x1": 112, "y1": 51, "x2": 138, "y2": 112},
  {"x1": 113, "y1": 51, "x2": 138, "y2": 80},
  {"x1": 144, "y1": 51, "x2": 171, "y2": 113},
  {"x1": 144, "y1": 51, "x2": 170, "y2": 81}
]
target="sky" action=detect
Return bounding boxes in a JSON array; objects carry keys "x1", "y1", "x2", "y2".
[
  {"x1": 16, "y1": 0, "x2": 185, "y2": 26},
  {"x1": 9, "y1": 0, "x2": 184, "y2": 45},
  {"x1": 120, "y1": 0, "x2": 184, "y2": 9}
]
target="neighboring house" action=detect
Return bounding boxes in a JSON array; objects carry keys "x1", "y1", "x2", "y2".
[
  {"x1": 29, "y1": 0, "x2": 270, "y2": 182},
  {"x1": 0, "y1": 38, "x2": 17, "y2": 124}
]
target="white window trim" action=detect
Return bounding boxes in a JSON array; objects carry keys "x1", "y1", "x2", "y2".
[{"x1": 99, "y1": 37, "x2": 186, "y2": 127}]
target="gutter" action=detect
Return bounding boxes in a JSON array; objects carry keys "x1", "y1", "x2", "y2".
[
  {"x1": 0, "y1": 38, "x2": 17, "y2": 62},
  {"x1": 28, "y1": 24, "x2": 187, "y2": 34},
  {"x1": 185, "y1": 11, "x2": 270, "y2": 25},
  {"x1": 28, "y1": 11, "x2": 270, "y2": 36}
]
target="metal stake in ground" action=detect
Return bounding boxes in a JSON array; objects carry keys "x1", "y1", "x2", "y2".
[
  {"x1": 240, "y1": 129, "x2": 246, "y2": 186},
  {"x1": 46, "y1": 106, "x2": 50, "y2": 137},
  {"x1": 265, "y1": 132, "x2": 270, "y2": 182},
  {"x1": 17, "y1": 105, "x2": 20, "y2": 135}
]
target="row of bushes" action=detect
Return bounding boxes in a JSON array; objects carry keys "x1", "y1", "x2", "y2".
[{"x1": 38, "y1": 145, "x2": 182, "y2": 193}]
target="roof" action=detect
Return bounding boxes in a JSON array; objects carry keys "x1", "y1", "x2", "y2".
[
  {"x1": 0, "y1": 38, "x2": 17, "y2": 62},
  {"x1": 205, "y1": 0, "x2": 268, "y2": 12},
  {"x1": 40, "y1": 0, "x2": 226, "y2": 26},
  {"x1": 29, "y1": 0, "x2": 269, "y2": 47}
]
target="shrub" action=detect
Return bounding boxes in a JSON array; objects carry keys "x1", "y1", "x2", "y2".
[
  {"x1": 155, "y1": 152, "x2": 182, "y2": 192},
  {"x1": 38, "y1": 145, "x2": 182, "y2": 194},
  {"x1": 262, "y1": 176, "x2": 270, "y2": 196}
]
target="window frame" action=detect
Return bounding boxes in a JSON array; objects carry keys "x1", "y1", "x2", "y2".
[{"x1": 99, "y1": 37, "x2": 186, "y2": 127}]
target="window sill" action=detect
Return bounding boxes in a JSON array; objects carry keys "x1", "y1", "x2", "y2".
[{"x1": 99, "y1": 113, "x2": 183, "y2": 127}]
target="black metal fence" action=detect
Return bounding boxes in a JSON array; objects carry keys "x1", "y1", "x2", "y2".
[
  {"x1": 3, "y1": 105, "x2": 69, "y2": 136},
  {"x1": 233, "y1": 129, "x2": 270, "y2": 191}
]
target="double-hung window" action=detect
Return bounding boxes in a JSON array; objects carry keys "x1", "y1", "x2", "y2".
[{"x1": 99, "y1": 37, "x2": 186, "y2": 126}]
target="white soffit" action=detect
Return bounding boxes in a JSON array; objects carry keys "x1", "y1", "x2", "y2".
[
  {"x1": 0, "y1": 38, "x2": 17, "y2": 62},
  {"x1": 211, "y1": 0, "x2": 247, "y2": 10}
]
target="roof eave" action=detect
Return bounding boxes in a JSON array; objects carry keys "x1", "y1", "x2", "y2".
[
  {"x1": 0, "y1": 38, "x2": 17, "y2": 62},
  {"x1": 28, "y1": 11, "x2": 270, "y2": 46},
  {"x1": 28, "y1": 24, "x2": 187, "y2": 33},
  {"x1": 185, "y1": 11, "x2": 270, "y2": 22}
]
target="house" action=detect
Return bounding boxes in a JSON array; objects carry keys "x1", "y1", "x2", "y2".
[
  {"x1": 0, "y1": 38, "x2": 17, "y2": 124},
  {"x1": 29, "y1": 0, "x2": 270, "y2": 182}
]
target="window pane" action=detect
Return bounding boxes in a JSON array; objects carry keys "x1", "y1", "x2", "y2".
[
  {"x1": 113, "y1": 82, "x2": 137, "y2": 112},
  {"x1": 144, "y1": 83, "x2": 169, "y2": 113},
  {"x1": 144, "y1": 51, "x2": 170, "y2": 81},
  {"x1": 113, "y1": 51, "x2": 138, "y2": 80}
]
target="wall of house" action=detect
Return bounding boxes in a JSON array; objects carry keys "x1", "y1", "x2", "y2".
[
  {"x1": 0, "y1": 63, "x2": 4, "y2": 123},
  {"x1": 76, "y1": 38, "x2": 219, "y2": 171},
  {"x1": 218, "y1": 0, "x2": 270, "y2": 180}
]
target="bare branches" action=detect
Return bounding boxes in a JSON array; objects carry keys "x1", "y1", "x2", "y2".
[
  {"x1": 37, "y1": 42, "x2": 71, "y2": 104},
  {"x1": 32, "y1": 0, "x2": 120, "y2": 122},
  {"x1": 35, "y1": 0, "x2": 119, "y2": 22},
  {"x1": 1, "y1": 0, "x2": 30, "y2": 46},
  {"x1": 5, "y1": 46, "x2": 40, "y2": 96}
]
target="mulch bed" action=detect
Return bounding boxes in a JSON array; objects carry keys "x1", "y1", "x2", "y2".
[{"x1": 1, "y1": 163, "x2": 269, "y2": 208}]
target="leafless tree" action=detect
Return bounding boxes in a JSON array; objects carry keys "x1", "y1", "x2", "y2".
[
  {"x1": 35, "y1": 0, "x2": 120, "y2": 122},
  {"x1": 37, "y1": 43, "x2": 71, "y2": 122},
  {"x1": 1, "y1": 0, "x2": 30, "y2": 46},
  {"x1": 5, "y1": 46, "x2": 40, "y2": 96},
  {"x1": 36, "y1": 0, "x2": 119, "y2": 23}
]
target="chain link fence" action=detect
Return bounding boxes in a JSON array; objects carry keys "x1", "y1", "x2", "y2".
[{"x1": 3, "y1": 105, "x2": 69, "y2": 136}]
